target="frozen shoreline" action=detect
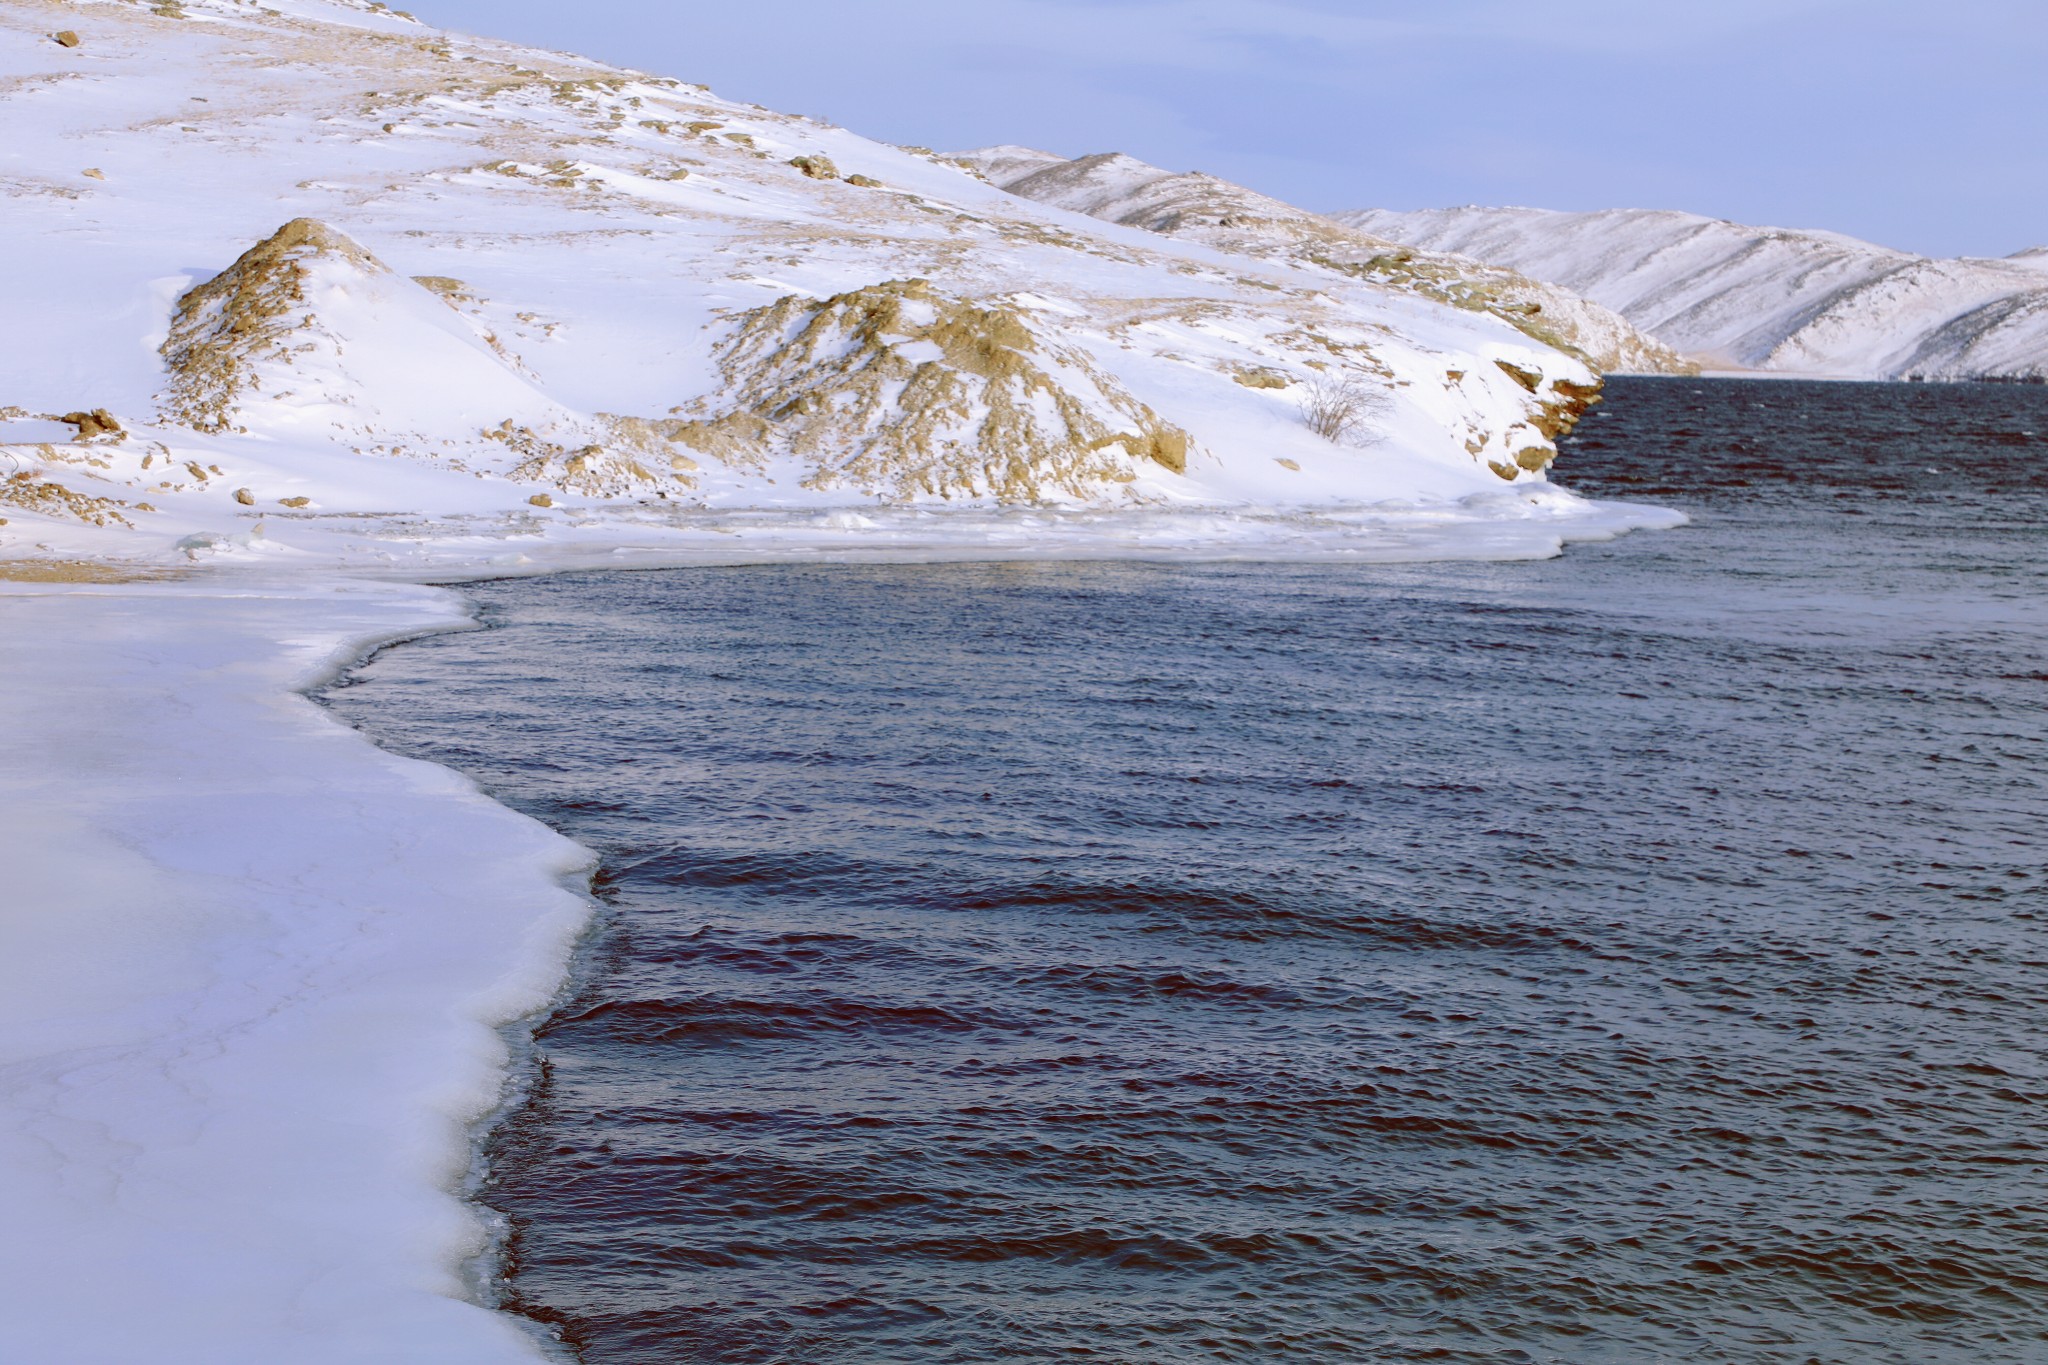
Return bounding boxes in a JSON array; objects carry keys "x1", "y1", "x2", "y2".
[
  {"x1": 0, "y1": 496, "x2": 1683, "y2": 1362},
  {"x1": 0, "y1": 575, "x2": 589, "y2": 1364}
]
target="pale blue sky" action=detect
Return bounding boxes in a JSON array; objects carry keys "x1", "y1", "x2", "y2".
[{"x1": 410, "y1": 0, "x2": 2045, "y2": 259}]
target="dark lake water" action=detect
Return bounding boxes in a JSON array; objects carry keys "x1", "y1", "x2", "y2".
[{"x1": 327, "y1": 379, "x2": 2048, "y2": 1364}]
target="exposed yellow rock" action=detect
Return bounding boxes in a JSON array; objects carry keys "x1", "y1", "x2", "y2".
[
  {"x1": 789, "y1": 154, "x2": 839, "y2": 181},
  {"x1": 233, "y1": 487, "x2": 256, "y2": 505},
  {"x1": 1530, "y1": 377, "x2": 1603, "y2": 440},
  {"x1": 410, "y1": 274, "x2": 469, "y2": 300},
  {"x1": 676, "y1": 279, "x2": 1194, "y2": 501},
  {"x1": 1493, "y1": 359, "x2": 1543, "y2": 393},
  {"x1": 58, "y1": 409, "x2": 125, "y2": 441},
  {"x1": 527, "y1": 492, "x2": 554, "y2": 507},
  {"x1": 1113, "y1": 428, "x2": 1188, "y2": 475},
  {"x1": 53, "y1": 31, "x2": 81, "y2": 49},
  {"x1": 160, "y1": 218, "x2": 381, "y2": 433}
]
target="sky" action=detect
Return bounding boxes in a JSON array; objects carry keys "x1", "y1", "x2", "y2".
[{"x1": 409, "y1": 0, "x2": 2047, "y2": 260}]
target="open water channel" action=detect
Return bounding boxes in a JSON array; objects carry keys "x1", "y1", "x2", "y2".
[{"x1": 327, "y1": 378, "x2": 2048, "y2": 1364}]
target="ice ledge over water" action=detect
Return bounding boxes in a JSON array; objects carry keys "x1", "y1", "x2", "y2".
[
  {"x1": 0, "y1": 479, "x2": 1683, "y2": 1359},
  {"x1": 0, "y1": 578, "x2": 590, "y2": 1364},
  {"x1": 0, "y1": 476, "x2": 1685, "y2": 1360}
]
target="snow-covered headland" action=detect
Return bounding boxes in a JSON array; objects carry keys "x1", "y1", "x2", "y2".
[
  {"x1": 1337, "y1": 206, "x2": 2048, "y2": 381},
  {"x1": 0, "y1": 0, "x2": 1680, "y2": 566},
  {"x1": 0, "y1": 1, "x2": 1684, "y2": 1358}
]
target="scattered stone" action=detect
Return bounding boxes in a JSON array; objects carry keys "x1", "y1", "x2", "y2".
[
  {"x1": 83, "y1": 168, "x2": 106, "y2": 181},
  {"x1": 2, "y1": 474, "x2": 133, "y2": 527},
  {"x1": 789, "y1": 154, "x2": 838, "y2": 180},
  {"x1": 59, "y1": 409, "x2": 124, "y2": 440},
  {"x1": 53, "y1": 31, "x2": 81, "y2": 49},
  {"x1": 845, "y1": 174, "x2": 882, "y2": 188},
  {"x1": 1234, "y1": 370, "x2": 1289, "y2": 390},
  {"x1": 527, "y1": 492, "x2": 554, "y2": 508},
  {"x1": 233, "y1": 487, "x2": 255, "y2": 505},
  {"x1": 277, "y1": 495, "x2": 311, "y2": 508},
  {"x1": 1275, "y1": 457, "x2": 1301, "y2": 471}
]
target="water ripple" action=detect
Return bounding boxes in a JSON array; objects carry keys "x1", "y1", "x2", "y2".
[{"x1": 330, "y1": 379, "x2": 2048, "y2": 1364}]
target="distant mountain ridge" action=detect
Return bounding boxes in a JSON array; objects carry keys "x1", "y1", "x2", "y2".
[
  {"x1": 954, "y1": 148, "x2": 1696, "y2": 377},
  {"x1": 1333, "y1": 206, "x2": 2048, "y2": 380}
]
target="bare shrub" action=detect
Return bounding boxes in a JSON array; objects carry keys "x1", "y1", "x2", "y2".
[{"x1": 1300, "y1": 374, "x2": 1390, "y2": 446}]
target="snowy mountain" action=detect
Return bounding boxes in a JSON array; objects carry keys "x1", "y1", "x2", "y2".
[
  {"x1": 1334, "y1": 206, "x2": 2048, "y2": 380},
  {"x1": 955, "y1": 148, "x2": 1696, "y2": 378},
  {"x1": 0, "y1": 0, "x2": 1679, "y2": 573}
]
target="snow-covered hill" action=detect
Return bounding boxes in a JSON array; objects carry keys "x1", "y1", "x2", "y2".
[
  {"x1": 0, "y1": 7, "x2": 1689, "y2": 1364},
  {"x1": 1334, "y1": 206, "x2": 2048, "y2": 380},
  {"x1": 0, "y1": 0, "x2": 1681, "y2": 574},
  {"x1": 955, "y1": 148, "x2": 1696, "y2": 378}
]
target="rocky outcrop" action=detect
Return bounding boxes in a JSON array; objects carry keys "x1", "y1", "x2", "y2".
[
  {"x1": 159, "y1": 219, "x2": 384, "y2": 433},
  {"x1": 670, "y1": 279, "x2": 1195, "y2": 501}
]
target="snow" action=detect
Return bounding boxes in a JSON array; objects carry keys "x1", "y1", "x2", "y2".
[
  {"x1": 0, "y1": 577, "x2": 590, "y2": 1364},
  {"x1": 1335, "y1": 206, "x2": 2048, "y2": 380},
  {"x1": 0, "y1": 0, "x2": 1682, "y2": 565},
  {"x1": 954, "y1": 148, "x2": 1696, "y2": 379},
  {"x1": 0, "y1": 1, "x2": 1688, "y2": 1357}
]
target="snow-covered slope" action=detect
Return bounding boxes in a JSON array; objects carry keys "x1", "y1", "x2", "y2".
[
  {"x1": 0, "y1": 6, "x2": 1687, "y2": 1363},
  {"x1": 0, "y1": 0, "x2": 1682, "y2": 574},
  {"x1": 954, "y1": 148, "x2": 1697, "y2": 378},
  {"x1": 1335, "y1": 206, "x2": 2048, "y2": 380}
]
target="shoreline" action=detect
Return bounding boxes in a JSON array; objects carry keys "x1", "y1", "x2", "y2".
[
  {"x1": 307, "y1": 604, "x2": 599, "y2": 1361},
  {"x1": 0, "y1": 494, "x2": 1683, "y2": 1360},
  {"x1": 0, "y1": 574, "x2": 592, "y2": 1364}
]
